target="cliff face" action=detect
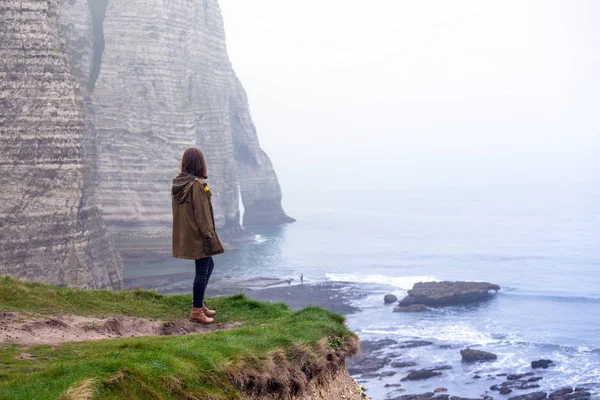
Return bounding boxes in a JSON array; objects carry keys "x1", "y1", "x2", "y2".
[
  {"x1": 0, "y1": 0, "x2": 291, "y2": 287},
  {"x1": 0, "y1": 0, "x2": 123, "y2": 289},
  {"x1": 60, "y1": 0, "x2": 293, "y2": 243},
  {"x1": 230, "y1": 77, "x2": 296, "y2": 226}
]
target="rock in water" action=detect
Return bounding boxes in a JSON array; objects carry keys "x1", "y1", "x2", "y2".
[
  {"x1": 401, "y1": 369, "x2": 442, "y2": 381},
  {"x1": 549, "y1": 388, "x2": 591, "y2": 400},
  {"x1": 460, "y1": 349, "x2": 498, "y2": 362},
  {"x1": 507, "y1": 392, "x2": 548, "y2": 400},
  {"x1": 58, "y1": 0, "x2": 293, "y2": 249},
  {"x1": 549, "y1": 389, "x2": 573, "y2": 399},
  {"x1": 384, "y1": 294, "x2": 398, "y2": 304},
  {"x1": 398, "y1": 281, "x2": 500, "y2": 307},
  {"x1": 0, "y1": 0, "x2": 123, "y2": 288},
  {"x1": 400, "y1": 366, "x2": 450, "y2": 382},
  {"x1": 507, "y1": 373, "x2": 535, "y2": 380},
  {"x1": 391, "y1": 361, "x2": 418, "y2": 368},
  {"x1": 346, "y1": 355, "x2": 389, "y2": 375},
  {"x1": 531, "y1": 359, "x2": 554, "y2": 369},
  {"x1": 391, "y1": 393, "x2": 436, "y2": 400}
]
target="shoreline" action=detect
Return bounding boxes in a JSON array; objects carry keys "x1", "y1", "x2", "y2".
[
  {"x1": 124, "y1": 274, "x2": 599, "y2": 400},
  {"x1": 227, "y1": 281, "x2": 368, "y2": 315},
  {"x1": 124, "y1": 273, "x2": 369, "y2": 315}
]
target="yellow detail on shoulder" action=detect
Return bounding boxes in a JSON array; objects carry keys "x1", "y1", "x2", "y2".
[{"x1": 204, "y1": 185, "x2": 210, "y2": 192}]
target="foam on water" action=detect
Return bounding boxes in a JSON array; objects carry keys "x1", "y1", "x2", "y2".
[
  {"x1": 253, "y1": 234, "x2": 268, "y2": 244},
  {"x1": 362, "y1": 322, "x2": 497, "y2": 346}
]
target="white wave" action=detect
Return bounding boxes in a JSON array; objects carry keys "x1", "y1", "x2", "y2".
[
  {"x1": 254, "y1": 234, "x2": 268, "y2": 244},
  {"x1": 324, "y1": 273, "x2": 437, "y2": 290},
  {"x1": 362, "y1": 322, "x2": 497, "y2": 346}
]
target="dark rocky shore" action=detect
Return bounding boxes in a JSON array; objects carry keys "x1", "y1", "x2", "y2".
[
  {"x1": 126, "y1": 275, "x2": 597, "y2": 399},
  {"x1": 234, "y1": 282, "x2": 368, "y2": 315},
  {"x1": 347, "y1": 337, "x2": 594, "y2": 400}
]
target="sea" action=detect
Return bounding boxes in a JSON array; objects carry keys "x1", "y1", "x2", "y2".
[{"x1": 125, "y1": 184, "x2": 600, "y2": 399}]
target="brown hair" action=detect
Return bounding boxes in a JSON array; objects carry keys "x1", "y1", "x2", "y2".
[{"x1": 180, "y1": 147, "x2": 208, "y2": 179}]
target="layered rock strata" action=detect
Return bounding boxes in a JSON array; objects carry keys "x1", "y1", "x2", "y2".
[
  {"x1": 0, "y1": 0, "x2": 291, "y2": 286},
  {"x1": 59, "y1": 0, "x2": 292, "y2": 243},
  {"x1": 0, "y1": 0, "x2": 123, "y2": 289}
]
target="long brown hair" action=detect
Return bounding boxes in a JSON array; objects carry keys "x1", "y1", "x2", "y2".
[{"x1": 180, "y1": 147, "x2": 208, "y2": 179}]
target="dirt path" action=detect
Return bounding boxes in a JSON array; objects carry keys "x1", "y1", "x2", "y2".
[{"x1": 0, "y1": 312, "x2": 240, "y2": 345}]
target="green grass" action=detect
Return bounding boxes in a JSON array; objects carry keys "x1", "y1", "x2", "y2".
[{"x1": 0, "y1": 276, "x2": 357, "y2": 399}]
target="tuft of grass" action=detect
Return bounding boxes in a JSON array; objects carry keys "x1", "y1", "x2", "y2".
[
  {"x1": 0, "y1": 276, "x2": 358, "y2": 399},
  {"x1": 58, "y1": 378, "x2": 98, "y2": 400}
]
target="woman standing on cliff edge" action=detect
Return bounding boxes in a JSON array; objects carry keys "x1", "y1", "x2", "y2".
[{"x1": 172, "y1": 147, "x2": 225, "y2": 324}]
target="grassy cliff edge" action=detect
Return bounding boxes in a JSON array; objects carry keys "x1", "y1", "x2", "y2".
[{"x1": 0, "y1": 276, "x2": 361, "y2": 399}]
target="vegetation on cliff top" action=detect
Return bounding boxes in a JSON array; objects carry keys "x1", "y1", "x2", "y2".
[{"x1": 0, "y1": 276, "x2": 358, "y2": 399}]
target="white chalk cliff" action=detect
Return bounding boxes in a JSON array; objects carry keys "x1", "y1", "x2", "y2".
[
  {"x1": 61, "y1": 0, "x2": 294, "y2": 239},
  {"x1": 0, "y1": 0, "x2": 292, "y2": 287},
  {"x1": 0, "y1": 0, "x2": 123, "y2": 289}
]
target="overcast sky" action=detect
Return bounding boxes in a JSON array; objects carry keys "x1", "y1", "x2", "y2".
[{"x1": 219, "y1": 0, "x2": 599, "y2": 202}]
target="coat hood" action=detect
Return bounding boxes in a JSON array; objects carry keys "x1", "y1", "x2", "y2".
[{"x1": 172, "y1": 173, "x2": 202, "y2": 203}]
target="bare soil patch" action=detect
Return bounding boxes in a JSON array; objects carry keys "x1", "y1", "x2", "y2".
[{"x1": 0, "y1": 312, "x2": 240, "y2": 345}]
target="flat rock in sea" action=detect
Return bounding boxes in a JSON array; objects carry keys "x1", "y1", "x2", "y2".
[
  {"x1": 507, "y1": 392, "x2": 548, "y2": 400},
  {"x1": 400, "y1": 366, "x2": 450, "y2": 382},
  {"x1": 507, "y1": 372, "x2": 535, "y2": 380},
  {"x1": 401, "y1": 369, "x2": 442, "y2": 381},
  {"x1": 460, "y1": 348, "x2": 498, "y2": 362},
  {"x1": 531, "y1": 359, "x2": 554, "y2": 369},
  {"x1": 549, "y1": 388, "x2": 592, "y2": 400},
  {"x1": 398, "y1": 281, "x2": 501, "y2": 307},
  {"x1": 391, "y1": 361, "x2": 418, "y2": 369}
]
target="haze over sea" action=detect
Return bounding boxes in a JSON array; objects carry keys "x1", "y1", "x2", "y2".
[{"x1": 127, "y1": 181, "x2": 600, "y2": 397}]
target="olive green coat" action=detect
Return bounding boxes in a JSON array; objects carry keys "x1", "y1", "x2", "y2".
[{"x1": 172, "y1": 173, "x2": 224, "y2": 260}]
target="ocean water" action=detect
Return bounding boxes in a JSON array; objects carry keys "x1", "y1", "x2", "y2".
[{"x1": 126, "y1": 184, "x2": 600, "y2": 398}]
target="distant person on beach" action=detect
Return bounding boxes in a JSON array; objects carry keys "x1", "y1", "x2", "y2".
[{"x1": 172, "y1": 147, "x2": 224, "y2": 324}]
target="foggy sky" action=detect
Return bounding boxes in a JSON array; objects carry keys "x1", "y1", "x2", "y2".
[{"x1": 219, "y1": 1, "x2": 599, "y2": 203}]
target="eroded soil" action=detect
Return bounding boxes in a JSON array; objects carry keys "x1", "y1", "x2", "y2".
[{"x1": 0, "y1": 312, "x2": 240, "y2": 345}]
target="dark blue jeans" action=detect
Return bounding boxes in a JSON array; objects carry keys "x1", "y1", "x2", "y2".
[{"x1": 193, "y1": 257, "x2": 214, "y2": 308}]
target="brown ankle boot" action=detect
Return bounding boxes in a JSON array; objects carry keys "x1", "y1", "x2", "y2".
[
  {"x1": 202, "y1": 301, "x2": 216, "y2": 316},
  {"x1": 189, "y1": 307, "x2": 214, "y2": 324}
]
